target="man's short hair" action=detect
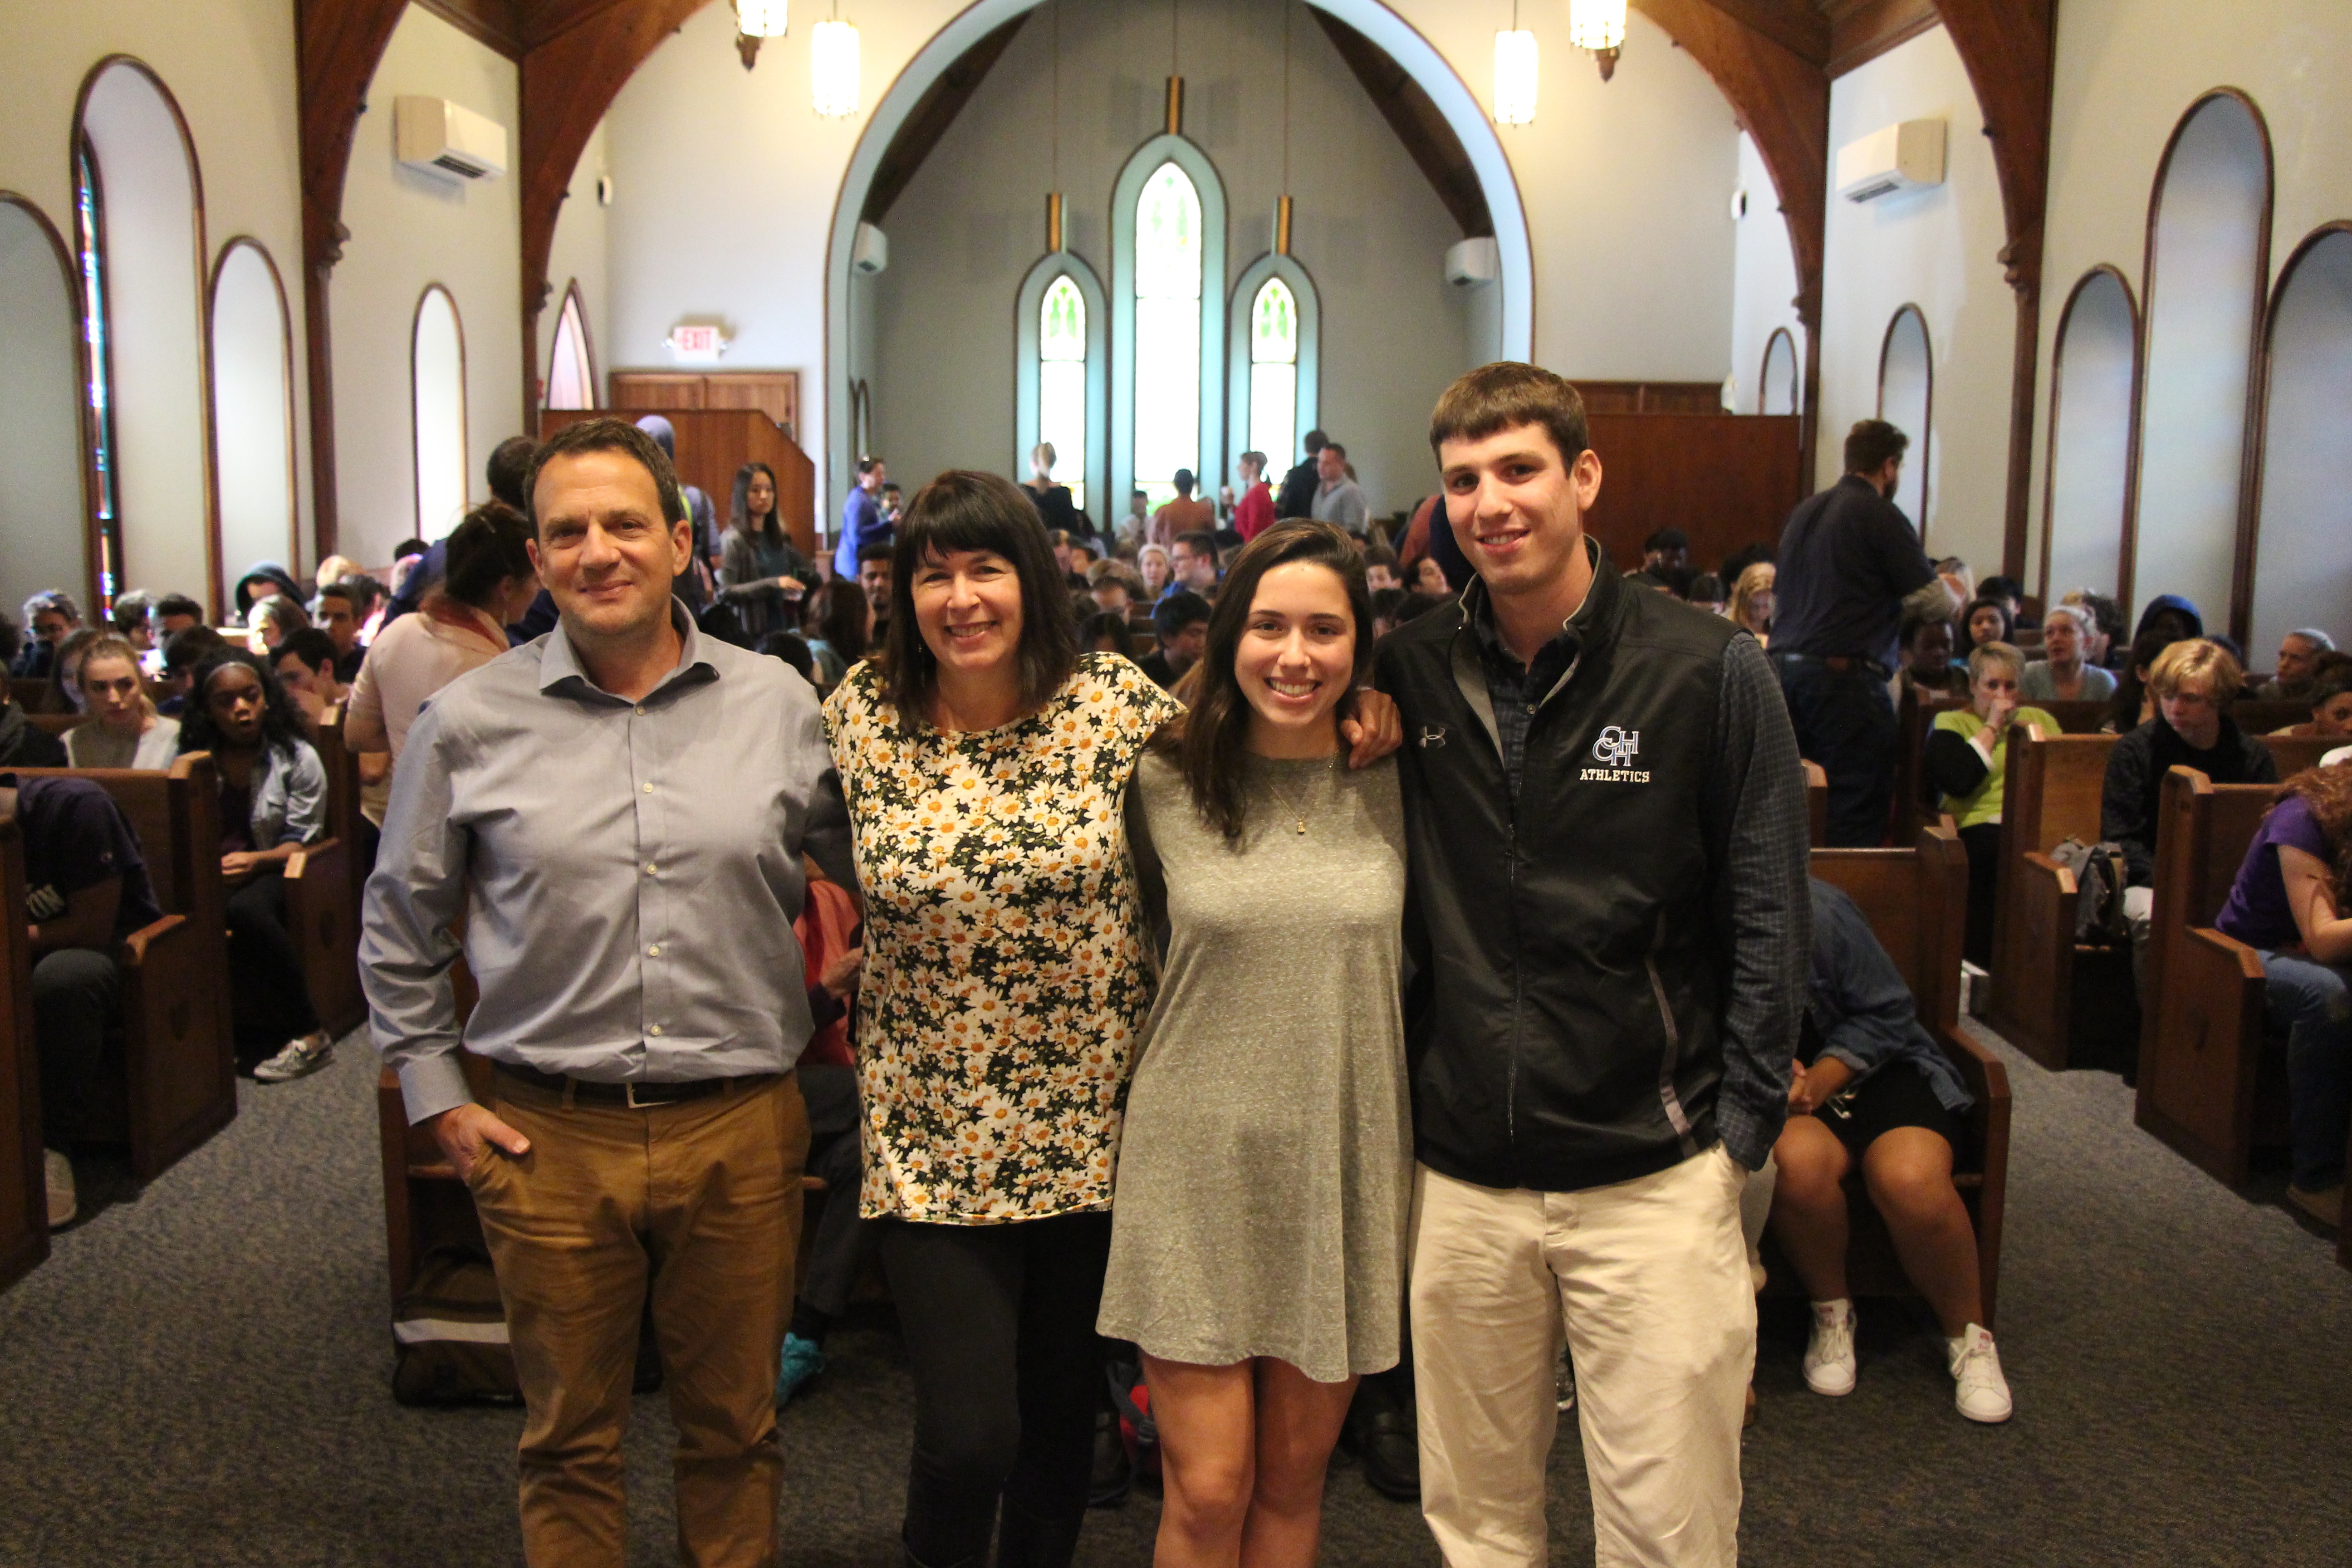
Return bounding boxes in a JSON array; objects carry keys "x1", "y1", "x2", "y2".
[
  {"x1": 1364, "y1": 541, "x2": 1398, "y2": 569},
  {"x1": 856, "y1": 540, "x2": 895, "y2": 567},
  {"x1": 526, "y1": 417, "x2": 687, "y2": 529},
  {"x1": 1643, "y1": 528, "x2": 1689, "y2": 553},
  {"x1": 315, "y1": 581, "x2": 356, "y2": 610},
  {"x1": 2305, "y1": 652, "x2": 2352, "y2": 706},
  {"x1": 21, "y1": 589, "x2": 81, "y2": 626},
  {"x1": 857, "y1": 456, "x2": 884, "y2": 476},
  {"x1": 1173, "y1": 469, "x2": 1197, "y2": 495},
  {"x1": 274, "y1": 627, "x2": 339, "y2": 676},
  {"x1": 1980, "y1": 574, "x2": 2024, "y2": 606},
  {"x1": 1173, "y1": 530, "x2": 1217, "y2": 561},
  {"x1": 1429, "y1": 363, "x2": 1591, "y2": 471},
  {"x1": 1321, "y1": 443, "x2": 1347, "y2": 461},
  {"x1": 1844, "y1": 419, "x2": 1910, "y2": 475},
  {"x1": 1301, "y1": 429, "x2": 1328, "y2": 455},
  {"x1": 162, "y1": 624, "x2": 228, "y2": 672},
  {"x1": 486, "y1": 435, "x2": 539, "y2": 512},
  {"x1": 2147, "y1": 637, "x2": 2244, "y2": 705},
  {"x1": 154, "y1": 593, "x2": 205, "y2": 624},
  {"x1": 1153, "y1": 590, "x2": 1212, "y2": 640},
  {"x1": 110, "y1": 589, "x2": 157, "y2": 632}
]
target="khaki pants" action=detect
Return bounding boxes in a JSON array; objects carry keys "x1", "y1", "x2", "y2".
[
  {"x1": 468, "y1": 1070, "x2": 809, "y2": 1568},
  {"x1": 1409, "y1": 1146, "x2": 1753, "y2": 1568}
]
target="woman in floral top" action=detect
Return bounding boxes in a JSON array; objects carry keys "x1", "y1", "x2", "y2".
[{"x1": 823, "y1": 473, "x2": 1392, "y2": 1568}]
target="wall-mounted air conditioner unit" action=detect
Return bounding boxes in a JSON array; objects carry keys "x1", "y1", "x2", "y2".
[
  {"x1": 1836, "y1": 118, "x2": 1946, "y2": 204},
  {"x1": 395, "y1": 96, "x2": 509, "y2": 182},
  {"x1": 851, "y1": 223, "x2": 889, "y2": 275},
  {"x1": 1445, "y1": 236, "x2": 1499, "y2": 289}
]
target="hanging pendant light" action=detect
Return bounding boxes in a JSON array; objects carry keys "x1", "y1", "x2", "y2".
[
  {"x1": 1493, "y1": 29, "x2": 1538, "y2": 126},
  {"x1": 733, "y1": 0, "x2": 786, "y2": 70},
  {"x1": 811, "y1": 8, "x2": 861, "y2": 118},
  {"x1": 1570, "y1": 0, "x2": 1625, "y2": 82}
]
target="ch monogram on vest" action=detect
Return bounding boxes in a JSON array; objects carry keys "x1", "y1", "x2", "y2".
[{"x1": 1579, "y1": 724, "x2": 1651, "y2": 784}]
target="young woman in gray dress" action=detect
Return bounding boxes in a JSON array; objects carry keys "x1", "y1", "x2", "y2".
[{"x1": 1100, "y1": 520, "x2": 1411, "y2": 1568}]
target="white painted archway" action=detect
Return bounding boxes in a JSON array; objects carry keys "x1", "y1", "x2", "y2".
[{"x1": 820, "y1": 0, "x2": 1535, "y2": 535}]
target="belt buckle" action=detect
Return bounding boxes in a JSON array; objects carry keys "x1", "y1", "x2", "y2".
[{"x1": 625, "y1": 1080, "x2": 658, "y2": 1110}]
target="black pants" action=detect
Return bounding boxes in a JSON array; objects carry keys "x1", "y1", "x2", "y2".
[
  {"x1": 225, "y1": 866, "x2": 318, "y2": 1059},
  {"x1": 798, "y1": 1064, "x2": 872, "y2": 1319},
  {"x1": 1958, "y1": 821, "x2": 2002, "y2": 968},
  {"x1": 1775, "y1": 657, "x2": 1898, "y2": 847},
  {"x1": 880, "y1": 1210, "x2": 1112, "y2": 1568},
  {"x1": 33, "y1": 947, "x2": 120, "y2": 1137}
]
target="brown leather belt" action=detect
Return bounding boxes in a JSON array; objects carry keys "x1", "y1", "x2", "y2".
[
  {"x1": 1773, "y1": 651, "x2": 1890, "y2": 681},
  {"x1": 493, "y1": 1061, "x2": 775, "y2": 1108}
]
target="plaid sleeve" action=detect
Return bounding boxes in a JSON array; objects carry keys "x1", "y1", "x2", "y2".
[{"x1": 1701, "y1": 633, "x2": 1809, "y2": 1170}]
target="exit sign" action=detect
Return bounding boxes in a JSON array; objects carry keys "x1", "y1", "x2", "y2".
[{"x1": 666, "y1": 323, "x2": 728, "y2": 363}]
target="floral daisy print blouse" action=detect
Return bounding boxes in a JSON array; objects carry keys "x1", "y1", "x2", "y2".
[{"x1": 822, "y1": 652, "x2": 1182, "y2": 1223}]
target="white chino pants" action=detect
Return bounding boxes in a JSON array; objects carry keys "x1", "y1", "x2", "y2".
[{"x1": 1410, "y1": 1145, "x2": 1753, "y2": 1568}]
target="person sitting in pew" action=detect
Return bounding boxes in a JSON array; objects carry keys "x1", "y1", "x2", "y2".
[
  {"x1": 1, "y1": 773, "x2": 166, "y2": 1228},
  {"x1": 156, "y1": 626, "x2": 227, "y2": 719},
  {"x1": 65, "y1": 635, "x2": 181, "y2": 769},
  {"x1": 2019, "y1": 603, "x2": 2117, "y2": 703},
  {"x1": 2267, "y1": 653, "x2": 2352, "y2": 740},
  {"x1": 2211, "y1": 764, "x2": 2352, "y2": 1228},
  {"x1": 1893, "y1": 612, "x2": 1969, "y2": 705},
  {"x1": 1925, "y1": 642, "x2": 2058, "y2": 967},
  {"x1": 270, "y1": 628, "x2": 350, "y2": 735},
  {"x1": 2255, "y1": 629, "x2": 2336, "y2": 704},
  {"x1": 0, "y1": 682, "x2": 67, "y2": 769},
  {"x1": 2103, "y1": 638, "x2": 2278, "y2": 989},
  {"x1": 177, "y1": 652, "x2": 333, "y2": 1083},
  {"x1": 1769, "y1": 878, "x2": 2013, "y2": 1424}
]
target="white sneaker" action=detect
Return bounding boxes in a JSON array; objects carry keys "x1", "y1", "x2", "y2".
[
  {"x1": 254, "y1": 1032, "x2": 333, "y2": 1082},
  {"x1": 1803, "y1": 1300, "x2": 1857, "y2": 1396},
  {"x1": 44, "y1": 1148, "x2": 76, "y2": 1229},
  {"x1": 1948, "y1": 1324, "x2": 2013, "y2": 1423}
]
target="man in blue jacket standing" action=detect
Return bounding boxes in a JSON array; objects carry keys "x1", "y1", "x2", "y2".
[
  {"x1": 1375, "y1": 363, "x2": 1808, "y2": 1567},
  {"x1": 833, "y1": 456, "x2": 888, "y2": 582}
]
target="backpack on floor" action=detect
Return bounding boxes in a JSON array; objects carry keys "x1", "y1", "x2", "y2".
[
  {"x1": 392, "y1": 1244, "x2": 521, "y2": 1406},
  {"x1": 2049, "y1": 837, "x2": 2132, "y2": 946}
]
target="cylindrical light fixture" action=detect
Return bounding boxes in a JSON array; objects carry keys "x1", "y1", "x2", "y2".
[
  {"x1": 812, "y1": 17, "x2": 861, "y2": 117},
  {"x1": 1568, "y1": 0, "x2": 1626, "y2": 51},
  {"x1": 733, "y1": 0, "x2": 787, "y2": 69},
  {"x1": 1493, "y1": 30, "x2": 1538, "y2": 126}
]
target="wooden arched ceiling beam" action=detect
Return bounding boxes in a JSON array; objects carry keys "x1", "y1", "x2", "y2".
[{"x1": 1930, "y1": 0, "x2": 2052, "y2": 289}]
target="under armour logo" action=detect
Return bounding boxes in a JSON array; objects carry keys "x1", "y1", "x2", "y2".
[
  {"x1": 1592, "y1": 725, "x2": 1641, "y2": 768},
  {"x1": 1419, "y1": 725, "x2": 1448, "y2": 748}
]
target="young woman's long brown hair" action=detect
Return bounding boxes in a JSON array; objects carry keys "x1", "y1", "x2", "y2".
[
  {"x1": 1173, "y1": 519, "x2": 1372, "y2": 842},
  {"x1": 2277, "y1": 764, "x2": 2352, "y2": 907}
]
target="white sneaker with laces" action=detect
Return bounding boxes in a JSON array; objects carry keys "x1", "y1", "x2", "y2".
[
  {"x1": 1948, "y1": 1324, "x2": 2012, "y2": 1423},
  {"x1": 44, "y1": 1148, "x2": 76, "y2": 1229},
  {"x1": 1803, "y1": 1299, "x2": 1857, "y2": 1396},
  {"x1": 254, "y1": 1031, "x2": 333, "y2": 1083}
]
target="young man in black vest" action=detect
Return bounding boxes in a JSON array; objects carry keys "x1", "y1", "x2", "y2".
[{"x1": 1374, "y1": 363, "x2": 1808, "y2": 1566}]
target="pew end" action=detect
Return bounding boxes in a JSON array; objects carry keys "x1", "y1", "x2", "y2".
[
  {"x1": 286, "y1": 837, "x2": 364, "y2": 1039},
  {"x1": 1802, "y1": 760, "x2": 1828, "y2": 848},
  {"x1": 113, "y1": 913, "x2": 234, "y2": 1182}
]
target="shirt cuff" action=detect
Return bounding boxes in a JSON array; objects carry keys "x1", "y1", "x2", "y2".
[
  {"x1": 1716, "y1": 1089, "x2": 1786, "y2": 1174},
  {"x1": 397, "y1": 1050, "x2": 476, "y2": 1126}
]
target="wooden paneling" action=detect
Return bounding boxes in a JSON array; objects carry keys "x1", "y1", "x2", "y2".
[
  {"x1": 1574, "y1": 381, "x2": 1730, "y2": 416},
  {"x1": 1580, "y1": 414, "x2": 1807, "y2": 573},
  {"x1": 610, "y1": 371, "x2": 799, "y2": 438},
  {"x1": 540, "y1": 407, "x2": 818, "y2": 559},
  {"x1": 1821, "y1": 0, "x2": 1940, "y2": 76}
]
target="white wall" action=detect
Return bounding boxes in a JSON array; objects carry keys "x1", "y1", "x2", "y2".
[
  {"x1": 601, "y1": 0, "x2": 1744, "y2": 534},
  {"x1": 0, "y1": 0, "x2": 309, "y2": 596},
  {"x1": 538, "y1": 117, "x2": 610, "y2": 409},
  {"x1": 211, "y1": 240, "x2": 298, "y2": 606},
  {"x1": 0, "y1": 201, "x2": 87, "y2": 622},
  {"x1": 2247, "y1": 230, "x2": 2352, "y2": 658},
  {"x1": 867, "y1": 0, "x2": 1471, "y2": 523},
  {"x1": 2034, "y1": 0, "x2": 2352, "y2": 625},
  {"x1": 1728, "y1": 132, "x2": 1803, "y2": 415},
  {"x1": 1815, "y1": 25, "x2": 2011, "y2": 570},
  {"x1": 332, "y1": 5, "x2": 521, "y2": 568}
]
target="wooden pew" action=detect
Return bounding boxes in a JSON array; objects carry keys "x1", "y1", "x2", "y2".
[
  {"x1": 9, "y1": 678, "x2": 51, "y2": 712},
  {"x1": 0, "y1": 816, "x2": 47, "y2": 1289},
  {"x1": 2033, "y1": 698, "x2": 2112, "y2": 735},
  {"x1": 29, "y1": 714, "x2": 86, "y2": 740},
  {"x1": 1803, "y1": 760, "x2": 1828, "y2": 848},
  {"x1": 286, "y1": 706, "x2": 364, "y2": 1039},
  {"x1": 2233, "y1": 699, "x2": 2313, "y2": 737},
  {"x1": 1988, "y1": 729, "x2": 2123, "y2": 1069},
  {"x1": 1891, "y1": 686, "x2": 1967, "y2": 844},
  {"x1": 10, "y1": 758, "x2": 236, "y2": 1181},
  {"x1": 1774, "y1": 820, "x2": 2013, "y2": 1327}
]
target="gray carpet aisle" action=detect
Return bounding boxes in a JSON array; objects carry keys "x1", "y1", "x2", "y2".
[{"x1": 1, "y1": 1020, "x2": 2347, "y2": 1567}]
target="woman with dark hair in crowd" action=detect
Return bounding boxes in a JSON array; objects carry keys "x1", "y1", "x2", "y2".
[
  {"x1": 820, "y1": 472, "x2": 1397, "y2": 1568},
  {"x1": 65, "y1": 633, "x2": 180, "y2": 768},
  {"x1": 1961, "y1": 597, "x2": 2012, "y2": 652},
  {"x1": 178, "y1": 650, "x2": 332, "y2": 1082},
  {"x1": 40, "y1": 627, "x2": 102, "y2": 715},
  {"x1": 346, "y1": 502, "x2": 539, "y2": 818},
  {"x1": 2105, "y1": 626, "x2": 2184, "y2": 734},
  {"x1": 246, "y1": 593, "x2": 312, "y2": 655},
  {"x1": 2213, "y1": 762, "x2": 2352, "y2": 1226},
  {"x1": 1100, "y1": 519, "x2": 1409, "y2": 1568},
  {"x1": 800, "y1": 579, "x2": 871, "y2": 693},
  {"x1": 716, "y1": 460, "x2": 816, "y2": 640},
  {"x1": 1078, "y1": 609, "x2": 1133, "y2": 658}
]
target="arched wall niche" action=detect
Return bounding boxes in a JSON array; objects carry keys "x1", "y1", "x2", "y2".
[
  {"x1": 2129, "y1": 88, "x2": 2271, "y2": 630},
  {"x1": 74, "y1": 56, "x2": 216, "y2": 615},
  {"x1": 2244, "y1": 222, "x2": 2352, "y2": 665},
  {"x1": 0, "y1": 193, "x2": 94, "y2": 622},
  {"x1": 547, "y1": 280, "x2": 597, "y2": 412},
  {"x1": 2038, "y1": 265, "x2": 2139, "y2": 606},
  {"x1": 1112, "y1": 136, "x2": 1227, "y2": 513},
  {"x1": 1759, "y1": 326, "x2": 1798, "y2": 417},
  {"x1": 822, "y1": 0, "x2": 1537, "y2": 532},
  {"x1": 1877, "y1": 304, "x2": 1933, "y2": 543},
  {"x1": 209, "y1": 238, "x2": 298, "y2": 614},
  {"x1": 411, "y1": 284, "x2": 469, "y2": 543},
  {"x1": 1226, "y1": 253, "x2": 1321, "y2": 488},
  {"x1": 1014, "y1": 252, "x2": 1109, "y2": 514}
]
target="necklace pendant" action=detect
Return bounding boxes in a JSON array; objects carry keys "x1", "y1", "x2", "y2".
[{"x1": 1296, "y1": 818, "x2": 1308, "y2": 834}]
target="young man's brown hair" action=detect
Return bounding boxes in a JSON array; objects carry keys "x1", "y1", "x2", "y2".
[{"x1": 1428, "y1": 362, "x2": 1591, "y2": 468}]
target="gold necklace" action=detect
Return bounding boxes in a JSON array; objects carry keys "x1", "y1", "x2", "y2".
[{"x1": 1260, "y1": 757, "x2": 1333, "y2": 836}]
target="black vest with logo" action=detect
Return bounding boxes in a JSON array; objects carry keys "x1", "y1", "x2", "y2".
[{"x1": 1374, "y1": 544, "x2": 1740, "y2": 1193}]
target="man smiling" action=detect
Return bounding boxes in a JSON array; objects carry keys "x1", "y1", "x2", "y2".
[
  {"x1": 363, "y1": 416, "x2": 853, "y2": 1567},
  {"x1": 1374, "y1": 363, "x2": 1808, "y2": 1568}
]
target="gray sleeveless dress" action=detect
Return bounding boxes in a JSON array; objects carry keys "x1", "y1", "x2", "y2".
[{"x1": 1097, "y1": 750, "x2": 1411, "y2": 1382}]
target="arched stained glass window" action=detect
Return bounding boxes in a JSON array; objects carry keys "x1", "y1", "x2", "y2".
[
  {"x1": 1247, "y1": 278, "x2": 1298, "y2": 473},
  {"x1": 546, "y1": 282, "x2": 595, "y2": 411},
  {"x1": 1132, "y1": 162, "x2": 1203, "y2": 509},
  {"x1": 1039, "y1": 274, "x2": 1088, "y2": 510}
]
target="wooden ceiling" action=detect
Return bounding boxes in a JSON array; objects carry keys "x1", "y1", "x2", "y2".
[{"x1": 411, "y1": 0, "x2": 647, "y2": 58}]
